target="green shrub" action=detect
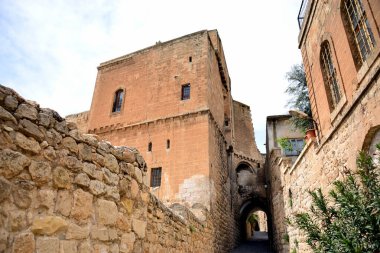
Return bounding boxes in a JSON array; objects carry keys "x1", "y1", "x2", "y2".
[{"x1": 294, "y1": 145, "x2": 380, "y2": 252}]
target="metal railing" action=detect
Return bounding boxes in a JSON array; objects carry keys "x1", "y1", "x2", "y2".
[{"x1": 298, "y1": 0, "x2": 310, "y2": 29}]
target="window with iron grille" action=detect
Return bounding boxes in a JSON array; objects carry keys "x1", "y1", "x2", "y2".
[
  {"x1": 150, "y1": 167, "x2": 162, "y2": 187},
  {"x1": 343, "y1": 0, "x2": 376, "y2": 64},
  {"x1": 112, "y1": 89, "x2": 124, "y2": 113},
  {"x1": 181, "y1": 84, "x2": 190, "y2": 100},
  {"x1": 284, "y1": 139, "x2": 305, "y2": 156},
  {"x1": 320, "y1": 42, "x2": 342, "y2": 109}
]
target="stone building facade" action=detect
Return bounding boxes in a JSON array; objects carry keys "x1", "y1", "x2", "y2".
[
  {"x1": 267, "y1": 0, "x2": 380, "y2": 252},
  {"x1": 67, "y1": 30, "x2": 265, "y2": 248}
]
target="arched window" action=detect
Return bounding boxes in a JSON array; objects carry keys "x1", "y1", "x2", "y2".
[
  {"x1": 320, "y1": 42, "x2": 342, "y2": 110},
  {"x1": 342, "y1": 0, "x2": 376, "y2": 67},
  {"x1": 112, "y1": 89, "x2": 124, "y2": 113}
]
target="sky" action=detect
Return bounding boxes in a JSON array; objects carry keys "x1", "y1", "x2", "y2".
[{"x1": 0, "y1": 0, "x2": 302, "y2": 153}]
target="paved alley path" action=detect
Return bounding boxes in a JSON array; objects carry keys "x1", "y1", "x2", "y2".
[{"x1": 231, "y1": 232, "x2": 274, "y2": 253}]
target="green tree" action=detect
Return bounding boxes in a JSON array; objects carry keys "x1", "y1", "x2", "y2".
[
  {"x1": 294, "y1": 144, "x2": 380, "y2": 252},
  {"x1": 285, "y1": 64, "x2": 312, "y2": 132}
]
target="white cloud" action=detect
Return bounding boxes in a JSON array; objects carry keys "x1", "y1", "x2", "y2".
[{"x1": 0, "y1": 0, "x2": 302, "y2": 153}]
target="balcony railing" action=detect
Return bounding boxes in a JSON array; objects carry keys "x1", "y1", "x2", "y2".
[{"x1": 298, "y1": 0, "x2": 310, "y2": 29}]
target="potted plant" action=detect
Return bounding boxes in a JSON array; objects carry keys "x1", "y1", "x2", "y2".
[{"x1": 277, "y1": 137, "x2": 293, "y2": 153}]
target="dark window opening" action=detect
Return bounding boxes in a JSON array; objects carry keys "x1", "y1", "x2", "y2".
[
  {"x1": 166, "y1": 139, "x2": 170, "y2": 149},
  {"x1": 151, "y1": 167, "x2": 162, "y2": 187},
  {"x1": 181, "y1": 84, "x2": 190, "y2": 100},
  {"x1": 189, "y1": 56, "x2": 192, "y2": 62},
  {"x1": 343, "y1": 0, "x2": 376, "y2": 64},
  {"x1": 320, "y1": 41, "x2": 342, "y2": 110},
  {"x1": 148, "y1": 142, "x2": 152, "y2": 152},
  {"x1": 112, "y1": 89, "x2": 124, "y2": 113}
]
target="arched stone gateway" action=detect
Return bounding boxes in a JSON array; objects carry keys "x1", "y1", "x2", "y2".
[{"x1": 239, "y1": 198, "x2": 269, "y2": 241}]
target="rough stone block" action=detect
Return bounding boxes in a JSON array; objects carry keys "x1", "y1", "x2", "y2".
[
  {"x1": 14, "y1": 132, "x2": 41, "y2": 154},
  {"x1": 31, "y1": 216, "x2": 68, "y2": 235},
  {"x1": 120, "y1": 232, "x2": 135, "y2": 253},
  {"x1": 78, "y1": 143, "x2": 93, "y2": 161},
  {"x1": 60, "y1": 240, "x2": 77, "y2": 253},
  {"x1": 28, "y1": 160, "x2": 52, "y2": 186},
  {"x1": 74, "y1": 173, "x2": 90, "y2": 187},
  {"x1": 12, "y1": 233, "x2": 35, "y2": 253},
  {"x1": 20, "y1": 119, "x2": 44, "y2": 141},
  {"x1": 52, "y1": 166, "x2": 71, "y2": 189},
  {"x1": 132, "y1": 219, "x2": 146, "y2": 238},
  {"x1": 96, "y1": 199, "x2": 118, "y2": 225},
  {"x1": 15, "y1": 103, "x2": 38, "y2": 121},
  {"x1": 36, "y1": 237, "x2": 59, "y2": 253},
  {"x1": 0, "y1": 148, "x2": 31, "y2": 179},
  {"x1": 89, "y1": 180, "x2": 106, "y2": 196},
  {"x1": 71, "y1": 189, "x2": 93, "y2": 221},
  {"x1": 62, "y1": 137, "x2": 78, "y2": 154},
  {"x1": 0, "y1": 177, "x2": 11, "y2": 202},
  {"x1": 55, "y1": 190, "x2": 72, "y2": 217},
  {"x1": 66, "y1": 223, "x2": 89, "y2": 240},
  {"x1": 91, "y1": 226, "x2": 109, "y2": 241},
  {"x1": 104, "y1": 154, "x2": 119, "y2": 173}
]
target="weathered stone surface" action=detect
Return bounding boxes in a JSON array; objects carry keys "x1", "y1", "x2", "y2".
[
  {"x1": 82, "y1": 134, "x2": 99, "y2": 147},
  {"x1": 0, "y1": 177, "x2": 11, "y2": 202},
  {"x1": 0, "y1": 105, "x2": 17, "y2": 124},
  {"x1": 38, "y1": 189, "x2": 56, "y2": 214},
  {"x1": 120, "y1": 233, "x2": 135, "y2": 253},
  {"x1": 83, "y1": 162, "x2": 102, "y2": 180},
  {"x1": 120, "y1": 162, "x2": 134, "y2": 176},
  {"x1": 78, "y1": 143, "x2": 92, "y2": 161},
  {"x1": 66, "y1": 121, "x2": 77, "y2": 130},
  {"x1": 60, "y1": 240, "x2": 77, "y2": 253},
  {"x1": 20, "y1": 119, "x2": 44, "y2": 141},
  {"x1": 43, "y1": 146, "x2": 57, "y2": 161},
  {"x1": 89, "y1": 180, "x2": 106, "y2": 196},
  {"x1": 4, "y1": 95, "x2": 18, "y2": 110},
  {"x1": 116, "y1": 213, "x2": 130, "y2": 231},
  {"x1": 53, "y1": 166, "x2": 71, "y2": 189},
  {"x1": 29, "y1": 160, "x2": 52, "y2": 186},
  {"x1": 121, "y1": 198, "x2": 134, "y2": 214},
  {"x1": 0, "y1": 149, "x2": 31, "y2": 179},
  {"x1": 78, "y1": 241, "x2": 91, "y2": 253},
  {"x1": 12, "y1": 182, "x2": 33, "y2": 209},
  {"x1": 103, "y1": 167, "x2": 119, "y2": 186},
  {"x1": 132, "y1": 219, "x2": 146, "y2": 238},
  {"x1": 55, "y1": 120, "x2": 69, "y2": 134},
  {"x1": 31, "y1": 216, "x2": 68, "y2": 235},
  {"x1": 106, "y1": 185, "x2": 120, "y2": 201},
  {"x1": 93, "y1": 244, "x2": 109, "y2": 253},
  {"x1": 55, "y1": 190, "x2": 72, "y2": 216},
  {"x1": 131, "y1": 179, "x2": 139, "y2": 199},
  {"x1": 142, "y1": 175, "x2": 149, "y2": 187},
  {"x1": 12, "y1": 233, "x2": 35, "y2": 253},
  {"x1": 96, "y1": 199, "x2": 118, "y2": 225},
  {"x1": 15, "y1": 103, "x2": 38, "y2": 121},
  {"x1": 71, "y1": 189, "x2": 93, "y2": 221},
  {"x1": 36, "y1": 237, "x2": 59, "y2": 253},
  {"x1": 9, "y1": 210, "x2": 26, "y2": 231},
  {"x1": 62, "y1": 137, "x2": 78, "y2": 154},
  {"x1": 104, "y1": 154, "x2": 119, "y2": 173},
  {"x1": 38, "y1": 112, "x2": 51, "y2": 127},
  {"x1": 91, "y1": 226, "x2": 109, "y2": 241},
  {"x1": 122, "y1": 149, "x2": 136, "y2": 163},
  {"x1": 110, "y1": 244, "x2": 120, "y2": 253},
  {"x1": 134, "y1": 167, "x2": 143, "y2": 184},
  {"x1": 66, "y1": 223, "x2": 89, "y2": 239},
  {"x1": 0, "y1": 228, "x2": 8, "y2": 252},
  {"x1": 63, "y1": 156, "x2": 82, "y2": 172},
  {"x1": 14, "y1": 132, "x2": 41, "y2": 154},
  {"x1": 74, "y1": 173, "x2": 90, "y2": 187}
]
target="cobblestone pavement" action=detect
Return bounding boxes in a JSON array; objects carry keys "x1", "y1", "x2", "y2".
[{"x1": 231, "y1": 232, "x2": 274, "y2": 253}]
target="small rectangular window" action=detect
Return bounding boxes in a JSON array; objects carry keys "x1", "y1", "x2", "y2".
[
  {"x1": 284, "y1": 139, "x2": 305, "y2": 156},
  {"x1": 189, "y1": 56, "x2": 192, "y2": 62},
  {"x1": 151, "y1": 167, "x2": 162, "y2": 187},
  {"x1": 148, "y1": 142, "x2": 152, "y2": 152},
  {"x1": 166, "y1": 139, "x2": 170, "y2": 149},
  {"x1": 181, "y1": 84, "x2": 190, "y2": 100}
]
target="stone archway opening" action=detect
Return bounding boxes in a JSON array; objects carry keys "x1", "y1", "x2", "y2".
[{"x1": 239, "y1": 198, "x2": 270, "y2": 242}]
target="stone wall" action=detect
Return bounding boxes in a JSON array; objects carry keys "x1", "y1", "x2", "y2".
[
  {"x1": 0, "y1": 84, "x2": 215, "y2": 253},
  {"x1": 66, "y1": 111, "x2": 89, "y2": 134},
  {"x1": 270, "y1": 69, "x2": 380, "y2": 252}
]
